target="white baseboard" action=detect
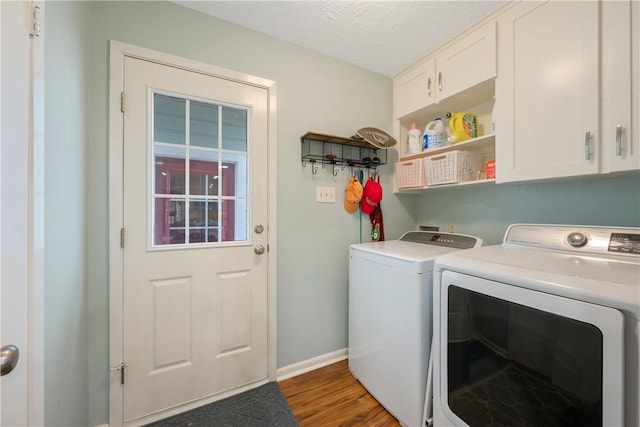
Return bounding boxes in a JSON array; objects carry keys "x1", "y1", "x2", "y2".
[{"x1": 276, "y1": 348, "x2": 348, "y2": 381}]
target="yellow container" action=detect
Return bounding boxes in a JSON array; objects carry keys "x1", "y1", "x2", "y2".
[{"x1": 446, "y1": 112, "x2": 479, "y2": 143}]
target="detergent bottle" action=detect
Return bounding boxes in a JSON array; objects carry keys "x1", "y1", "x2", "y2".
[
  {"x1": 446, "y1": 112, "x2": 479, "y2": 144},
  {"x1": 423, "y1": 117, "x2": 445, "y2": 150},
  {"x1": 407, "y1": 123, "x2": 422, "y2": 155}
]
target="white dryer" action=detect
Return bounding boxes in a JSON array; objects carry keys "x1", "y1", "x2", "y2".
[
  {"x1": 349, "y1": 231, "x2": 482, "y2": 427},
  {"x1": 432, "y1": 224, "x2": 640, "y2": 427}
]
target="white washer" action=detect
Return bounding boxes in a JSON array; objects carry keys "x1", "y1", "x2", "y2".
[
  {"x1": 432, "y1": 224, "x2": 640, "y2": 427},
  {"x1": 349, "y1": 231, "x2": 482, "y2": 427}
]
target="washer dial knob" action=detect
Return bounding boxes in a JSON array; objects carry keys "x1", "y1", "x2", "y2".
[{"x1": 567, "y1": 232, "x2": 588, "y2": 247}]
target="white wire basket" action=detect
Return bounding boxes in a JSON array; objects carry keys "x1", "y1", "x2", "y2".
[
  {"x1": 396, "y1": 159, "x2": 427, "y2": 188},
  {"x1": 424, "y1": 150, "x2": 479, "y2": 185}
]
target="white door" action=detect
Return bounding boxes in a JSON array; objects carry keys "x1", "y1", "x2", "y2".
[
  {"x1": 393, "y1": 57, "x2": 436, "y2": 120},
  {"x1": 120, "y1": 56, "x2": 269, "y2": 423},
  {"x1": 1, "y1": 1, "x2": 44, "y2": 426},
  {"x1": 496, "y1": 1, "x2": 600, "y2": 182},
  {"x1": 601, "y1": 0, "x2": 640, "y2": 173}
]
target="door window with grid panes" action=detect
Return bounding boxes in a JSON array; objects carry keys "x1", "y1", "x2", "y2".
[{"x1": 152, "y1": 93, "x2": 248, "y2": 246}]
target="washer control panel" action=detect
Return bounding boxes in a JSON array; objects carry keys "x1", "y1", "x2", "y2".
[
  {"x1": 567, "y1": 232, "x2": 589, "y2": 248},
  {"x1": 399, "y1": 231, "x2": 482, "y2": 249},
  {"x1": 505, "y1": 224, "x2": 640, "y2": 257},
  {"x1": 608, "y1": 233, "x2": 640, "y2": 255}
]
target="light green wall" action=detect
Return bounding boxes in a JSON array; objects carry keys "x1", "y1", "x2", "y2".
[
  {"x1": 44, "y1": 1, "x2": 90, "y2": 426},
  {"x1": 416, "y1": 174, "x2": 640, "y2": 244},
  {"x1": 47, "y1": 3, "x2": 640, "y2": 426},
  {"x1": 77, "y1": 1, "x2": 415, "y2": 425}
]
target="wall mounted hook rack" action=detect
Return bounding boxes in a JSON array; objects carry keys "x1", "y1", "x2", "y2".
[{"x1": 300, "y1": 132, "x2": 387, "y2": 176}]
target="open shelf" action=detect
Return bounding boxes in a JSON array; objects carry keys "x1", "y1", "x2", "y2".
[
  {"x1": 399, "y1": 134, "x2": 495, "y2": 161},
  {"x1": 398, "y1": 178, "x2": 496, "y2": 192}
]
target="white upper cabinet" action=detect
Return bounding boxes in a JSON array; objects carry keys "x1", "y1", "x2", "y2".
[
  {"x1": 601, "y1": 0, "x2": 640, "y2": 173},
  {"x1": 394, "y1": 57, "x2": 436, "y2": 120},
  {"x1": 392, "y1": 18, "x2": 500, "y2": 192},
  {"x1": 496, "y1": 1, "x2": 600, "y2": 183},
  {"x1": 436, "y1": 21, "x2": 497, "y2": 103},
  {"x1": 393, "y1": 21, "x2": 497, "y2": 120},
  {"x1": 496, "y1": 0, "x2": 639, "y2": 183}
]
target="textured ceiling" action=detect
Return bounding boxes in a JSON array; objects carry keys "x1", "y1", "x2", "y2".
[{"x1": 174, "y1": 1, "x2": 506, "y2": 77}]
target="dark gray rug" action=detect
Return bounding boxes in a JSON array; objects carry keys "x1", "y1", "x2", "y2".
[{"x1": 145, "y1": 382, "x2": 299, "y2": 427}]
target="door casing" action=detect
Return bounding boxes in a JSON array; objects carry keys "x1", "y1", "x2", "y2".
[
  {"x1": 0, "y1": 1, "x2": 45, "y2": 425},
  {"x1": 108, "y1": 40, "x2": 278, "y2": 425}
]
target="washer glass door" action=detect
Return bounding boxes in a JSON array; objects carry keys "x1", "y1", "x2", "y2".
[{"x1": 440, "y1": 271, "x2": 624, "y2": 427}]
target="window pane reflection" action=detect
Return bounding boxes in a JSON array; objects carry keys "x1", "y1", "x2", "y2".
[
  {"x1": 154, "y1": 198, "x2": 186, "y2": 245},
  {"x1": 189, "y1": 150, "x2": 219, "y2": 196},
  {"x1": 154, "y1": 146, "x2": 186, "y2": 195},
  {"x1": 222, "y1": 199, "x2": 247, "y2": 242},
  {"x1": 154, "y1": 94, "x2": 185, "y2": 145},
  {"x1": 221, "y1": 152, "x2": 245, "y2": 198},
  {"x1": 221, "y1": 107, "x2": 247, "y2": 151},
  {"x1": 190, "y1": 101, "x2": 218, "y2": 148}
]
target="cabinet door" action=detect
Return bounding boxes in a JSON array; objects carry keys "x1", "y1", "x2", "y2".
[
  {"x1": 393, "y1": 57, "x2": 435, "y2": 119},
  {"x1": 601, "y1": 0, "x2": 639, "y2": 173},
  {"x1": 436, "y1": 21, "x2": 496, "y2": 102},
  {"x1": 496, "y1": 1, "x2": 599, "y2": 182}
]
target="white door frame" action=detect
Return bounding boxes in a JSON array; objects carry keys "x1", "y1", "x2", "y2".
[
  {"x1": 108, "y1": 41, "x2": 278, "y2": 425},
  {"x1": 0, "y1": 0, "x2": 45, "y2": 425}
]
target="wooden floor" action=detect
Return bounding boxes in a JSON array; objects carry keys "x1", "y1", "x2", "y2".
[{"x1": 278, "y1": 359, "x2": 401, "y2": 426}]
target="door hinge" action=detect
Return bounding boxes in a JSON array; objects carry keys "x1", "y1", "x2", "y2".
[
  {"x1": 110, "y1": 362, "x2": 128, "y2": 385},
  {"x1": 30, "y1": 5, "x2": 41, "y2": 38},
  {"x1": 121, "y1": 92, "x2": 126, "y2": 113},
  {"x1": 120, "y1": 228, "x2": 125, "y2": 249}
]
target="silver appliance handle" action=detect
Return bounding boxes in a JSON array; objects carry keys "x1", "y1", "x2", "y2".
[{"x1": 584, "y1": 131, "x2": 591, "y2": 160}]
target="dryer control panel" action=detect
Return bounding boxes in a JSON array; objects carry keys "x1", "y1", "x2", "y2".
[{"x1": 504, "y1": 224, "x2": 640, "y2": 257}]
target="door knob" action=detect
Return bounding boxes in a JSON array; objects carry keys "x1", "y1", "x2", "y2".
[
  {"x1": 1, "y1": 345, "x2": 19, "y2": 376},
  {"x1": 254, "y1": 244, "x2": 265, "y2": 255}
]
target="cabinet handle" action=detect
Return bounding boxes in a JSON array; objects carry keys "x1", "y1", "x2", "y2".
[
  {"x1": 584, "y1": 131, "x2": 591, "y2": 161},
  {"x1": 438, "y1": 72, "x2": 443, "y2": 92},
  {"x1": 615, "y1": 124, "x2": 622, "y2": 156},
  {"x1": 427, "y1": 77, "x2": 432, "y2": 97}
]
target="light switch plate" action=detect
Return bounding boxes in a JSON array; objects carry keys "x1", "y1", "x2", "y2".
[{"x1": 316, "y1": 186, "x2": 336, "y2": 203}]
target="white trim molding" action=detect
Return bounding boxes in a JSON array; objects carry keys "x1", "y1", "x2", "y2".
[
  {"x1": 108, "y1": 40, "x2": 277, "y2": 426},
  {"x1": 277, "y1": 348, "x2": 348, "y2": 381},
  {"x1": 0, "y1": 1, "x2": 45, "y2": 424}
]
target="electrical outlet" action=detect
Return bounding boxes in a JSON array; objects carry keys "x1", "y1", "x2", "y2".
[
  {"x1": 448, "y1": 223, "x2": 456, "y2": 233},
  {"x1": 316, "y1": 186, "x2": 336, "y2": 203}
]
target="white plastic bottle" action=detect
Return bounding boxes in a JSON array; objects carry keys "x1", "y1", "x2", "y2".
[
  {"x1": 423, "y1": 117, "x2": 445, "y2": 150},
  {"x1": 407, "y1": 123, "x2": 422, "y2": 154}
]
